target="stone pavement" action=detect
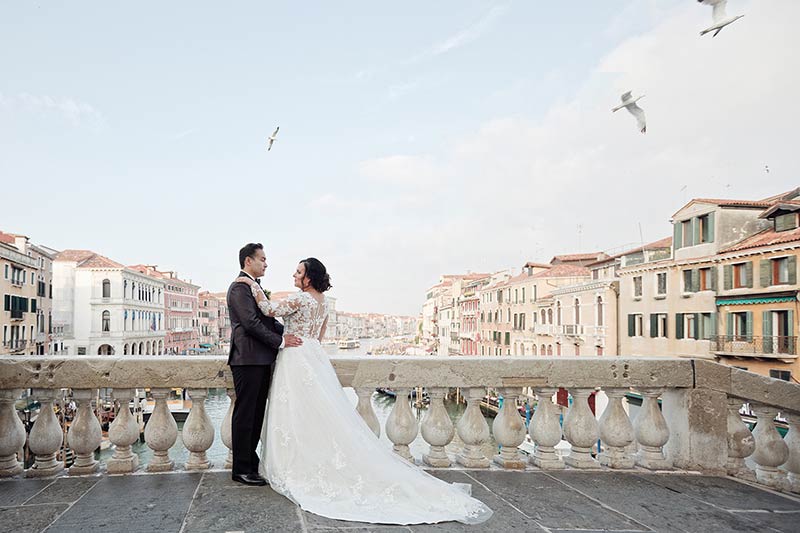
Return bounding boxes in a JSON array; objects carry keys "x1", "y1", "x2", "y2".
[{"x1": 1, "y1": 470, "x2": 798, "y2": 533}]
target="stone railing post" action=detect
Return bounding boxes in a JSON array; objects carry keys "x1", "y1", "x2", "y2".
[
  {"x1": 183, "y1": 389, "x2": 214, "y2": 470},
  {"x1": 0, "y1": 389, "x2": 25, "y2": 477},
  {"x1": 355, "y1": 388, "x2": 380, "y2": 438},
  {"x1": 26, "y1": 388, "x2": 64, "y2": 477},
  {"x1": 725, "y1": 398, "x2": 755, "y2": 481},
  {"x1": 662, "y1": 387, "x2": 727, "y2": 474},
  {"x1": 67, "y1": 389, "x2": 102, "y2": 475},
  {"x1": 634, "y1": 388, "x2": 671, "y2": 470},
  {"x1": 783, "y1": 413, "x2": 800, "y2": 494},
  {"x1": 598, "y1": 388, "x2": 635, "y2": 469},
  {"x1": 563, "y1": 388, "x2": 600, "y2": 469},
  {"x1": 751, "y1": 404, "x2": 789, "y2": 489},
  {"x1": 456, "y1": 387, "x2": 490, "y2": 468},
  {"x1": 385, "y1": 388, "x2": 418, "y2": 462},
  {"x1": 492, "y1": 388, "x2": 526, "y2": 469},
  {"x1": 144, "y1": 388, "x2": 178, "y2": 472},
  {"x1": 107, "y1": 388, "x2": 140, "y2": 474},
  {"x1": 421, "y1": 387, "x2": 454, "y2": 467},
  {"x1": 220, "y1": 388, "x2": 235, "y2": 470},
  {"x1": 530, "y1": 388, "x2": 565, "y2": 470}
]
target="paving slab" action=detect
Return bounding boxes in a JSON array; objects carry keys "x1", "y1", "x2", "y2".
[
  {"x1": 21, "y1": 476, "x2": 100, "y2": 506},
  {"x1": 0, "y1": 504, "x2": 68, "y2": 533},
  {"x1": 0, "y1": 478, "x2": 54, "y2": 507}
]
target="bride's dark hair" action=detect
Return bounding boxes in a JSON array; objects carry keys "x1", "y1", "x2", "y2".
[{"x1": 301, "y1": 257, "x2": 332, "y2": 292}]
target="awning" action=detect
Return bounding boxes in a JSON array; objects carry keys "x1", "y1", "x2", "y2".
[
  {"x1": 198, "y1": 343, "x2": 213, "y2": 348},
  {"x1": 716, "y1": 296, "x2": 796, "y2": 306}
]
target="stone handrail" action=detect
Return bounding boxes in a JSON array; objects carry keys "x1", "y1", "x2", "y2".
[{"x1": 0, "y1": 356, "x2": 797, "y2": 494}]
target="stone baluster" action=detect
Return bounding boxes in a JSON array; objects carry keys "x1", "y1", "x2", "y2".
[
  {"x1": 421, "y1": 387, "x2": 454, "y2": 467},
  {"x1": 67, "y1": 389, "x2": 102, "y2": 475},
  {"x1": 598, "y1": 388, "x2": 635, "y2": 469},
  {"x1": 634, "y1": 388, "x2": 671, "y2": 470},
  {"x1": 144, "y1": 388, "x2": 178, "y2": 472},
  {"x1": 492, "y1": 388, "x2": 526, "y2": 469},
  {"x1": 26, "y1": 388, "x2": 64, "y2": 477},
  {"x1": 385, "y1": 388, "x2": 418, "y2": 462},
  {"x1": 183, "y1": 389, "x2": 214, "y2": 470},
  {"x1": 355, "y1": 388, "x2": 380, "y2": 438},
  {"x1": 456, "y1": 387, "x2": 490, "y2": 468},
  {"x1": 107, "y1": 389, "x2": 140, "y2": 474},
  {"x1": 751, "y1": 404, "x2": 789, "y2": 489},
  {"x1": 725, "y1": 398, "x2": 755, "y2": 481},
  {"x1": 783, "y1": 413, "x2": 800, "y2": 494},
  {"x1": 220, "y1": 389, "x2": 235, "y2": 469},
  {"x1": 530, "y1": 388, "x2": 565, "y2": 469},
  {"x1": 563, "y1": 388, "x2": 600, "y2": 469},
  {"x1": 0, "y1": 389, "x2": 25, "y2": 477}
]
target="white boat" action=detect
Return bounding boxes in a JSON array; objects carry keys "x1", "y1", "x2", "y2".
[{"x1": 338, "y1": 338, "x2": 361, "y2": 349}]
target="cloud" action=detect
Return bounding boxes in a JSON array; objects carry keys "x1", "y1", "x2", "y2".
[
  {"x1": 409, "y1": 4, "x2": 508, "y2": 63},
  {"x1": 0, "y1": 92, "x2": 106, "y2": 128}
]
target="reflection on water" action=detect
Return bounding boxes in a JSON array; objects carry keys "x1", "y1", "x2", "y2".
[{"x1": 100, "y1": 339, "x2": 499, "y2": 466}]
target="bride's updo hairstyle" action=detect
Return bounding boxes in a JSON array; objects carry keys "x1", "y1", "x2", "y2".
[{"x1": 301, "y1": 257, "x2": 332, "y2": 292}]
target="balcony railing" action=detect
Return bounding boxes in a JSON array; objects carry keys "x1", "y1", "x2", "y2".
[
  {"x1": 562, "y1": 325, "x2": 585, "y2": 336},
  {"x1": 0, "y1": 356, "x2": 797, "y2": 495},
  {"x1": 2, "y1": 340, "x2": 26, "y2": 351},
  {"x1": 532, "y1": 324, "x2": 556, "y2": 335},
  {"x1": 10, "y1": 309, "x2": 23, "y2": 320},
  {"x1": 711, "y1": 335, "x2": 798, "y2": 358},
  {"x1": 10, "y1": 279, "x2": 24, "y2": 287}
]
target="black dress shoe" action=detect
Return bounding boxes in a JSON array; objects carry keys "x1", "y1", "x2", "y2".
[{"x1": 231, "y1": 473, "x2": 268, "y2": 486}]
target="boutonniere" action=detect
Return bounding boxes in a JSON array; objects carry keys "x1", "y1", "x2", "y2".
[{"x1": 262, "y1": 287, "x2": 271, "y2": 300}]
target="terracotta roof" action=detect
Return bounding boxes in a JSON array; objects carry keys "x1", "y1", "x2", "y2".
[
  {"x1": 0, "y1": 231, "x2": 16, "y2": 244},
  {"x1": 760, "y1": 187, "x2": 800, "y2": 203},
  {"x1": 55, "y1": 249, "x2": 124, "y2": 268},
  {"x1": 587, "y1": 237, "x2": 673, "y2": 266},
  {"x1": 523, "y1": 262, "x2": 551, "y2": 269},
  {"x1": 550, "y1": 252, "x2": 603, "y2": 263},
  {"x1": 722, "y1": 226, "x2": 800, "y2": 253},
  {"x1": 532, "y1": 264, "x2": 591, "y2": 278},
  {"x1": 759, "y1": 201, "x2": 800, "y2": 219}
]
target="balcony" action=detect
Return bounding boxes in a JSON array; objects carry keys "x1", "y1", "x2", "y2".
[
  {"x1": 532, "y1": 324, "x2": 556, "y2": 335},
  {"x1": 10, "y1": 309, "x2": 24, "y2": 320},
  {"x1": 0, "y1": 356, "x2": 797, "y2": 532},
  {"x1": 711, "y1": 335, "x2": 798, "y2": 360},
  {"x1": 2, "y1": 340, "x2": 26, "y2": 352},
  {"x1": 562, "y1": 324, "x2": 585, "y2": 337},
  {"x1": 9, "y1": 278, "x2": 24, "y2": 288}
]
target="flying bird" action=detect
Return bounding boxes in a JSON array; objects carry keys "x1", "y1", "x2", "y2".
[
  {"x1": 698, "y1": 0, "x2": 744, "y2": 37},
  {"x1": 267, "y1": 126, "x2": 280, "y2": 151},
  {"x1": 765, "y1": 165, "x2": 770, "y2": 174},
  {"x1": 612, "y1": 91, "x2": 646, "y2": 134}
]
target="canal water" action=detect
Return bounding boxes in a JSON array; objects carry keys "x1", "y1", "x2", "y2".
[{"x1": 99, "y1": 339, "x2": 499, "y2": 467}]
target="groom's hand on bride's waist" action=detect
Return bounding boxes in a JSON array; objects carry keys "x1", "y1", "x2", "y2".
[{"x1": 283, "y1": 334, "x2": 303, "y2": 348}]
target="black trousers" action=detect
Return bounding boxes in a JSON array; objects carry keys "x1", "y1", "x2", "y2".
[{"x1": 230, "y1": 364, "x2": 273, "y2": 476}]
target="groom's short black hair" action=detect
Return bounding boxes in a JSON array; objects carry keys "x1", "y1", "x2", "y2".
[{"x1": 239, "y1": 243, "x2": 264, "y2": 269}]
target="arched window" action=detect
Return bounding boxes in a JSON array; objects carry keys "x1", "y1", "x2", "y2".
[
  {"x1": 547, "y1": 345, "x2": 553, "y2": 356},
  {"x1": 102, "y1": 310, "x2": 110, "y2": 332},
  {"x1": 541, "y1": 344, "x2": 546, "y2": 355},
  {"x1": 541, "y1": 309, "x2": 546, "y2": 323},
  {"x1": 574, "y1": 298, "x2": 580, "y2": 325},
  {"x1": 596, "y1": 296, "x2": 604, "y2": 326},
  {"x1": 146, "y1": 341, "x2": 151, "y2": 355},
  {"x1": 123, "y1": 343, "x2": 129, "y2": 355},
  {"x1": 102, "y1": 279, "x2": 111, "y2": 298},
  {"x1": 532, "y1": 344, "x2": 538, "y2": 356},
  {"x1": 557, "y1": 343, "x2": 562, "y2": 356},
  {"x1": 547, "y1": 309, "x2": 553, "y2": 324},
  {"x1": 139, "y1": 342, "x2": 144, "y2": 355},
  {"x1": 556, "y1": 301, "x2": 562, "y2": 326}
]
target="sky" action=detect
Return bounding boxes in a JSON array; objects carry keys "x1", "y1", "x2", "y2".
[{"x1": 1, "y1": 0, "x2": 797, "y2": 316}]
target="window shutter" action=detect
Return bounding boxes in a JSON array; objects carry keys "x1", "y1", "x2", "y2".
[
  {"x1": 762, "y1": 311, "x2": 773, "y2": 352},
  {"x1": 676, "y1": 313, "x2": 684, "y2": 339},
  {"x1": 744, "y1": 262, "x2": 753, "y2": 288},
  {"x1": 693, "y1": 313, "x2": 700, "y2": 340},
  {"x1": 674, "y1": 222, "x2": 682, "y2": 249},
  {"x1": 789, "y1": 256, "x2": 797, "y2": 284},
  {"x1": 726, "y1": 313, "x2": 733, "y2": 337},
  {"x1": 31, "y1": 299, "x2": 36, "y2": 313},
  {"x1": 650, "y1": 314, "x2": 658, "y2": 338},
  {"x1": 723, "y1": 265, "x2": 732, "y2": 290},
  {"x1": 628, "y1": 314, "x2": 635, "y2": 337},
  {"x1": 707, "y1": 212, "x2": 715, "y2": 243},
  {"x1": 709, "y1": 313, "x2": 717, "y2": 340},
  {"x1": 691, "y1": 269, "x2": 700, "y2": 293},
  {"x1": 3, "y1": 295, "x2": 9, "y2": 311},
  {"x1": 758, "y1": 259, "x2": 771, "y2": 287},
  {"x1": 692, "y1": 217, "x2": 701, "y2": 246},
  {"x1": 788, "y1": 310, "x2": 794, "y2": 340},
  {"x1": 745, "y1": 311, "x2": 753, "y2": 340},
  {"x1": 711, "y1": 267, "x2": 718, "y2": 291}
]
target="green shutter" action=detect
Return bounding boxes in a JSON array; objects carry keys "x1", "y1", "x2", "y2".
[
  {"x1": 693, "y1": 313, "x2": 700, "y2": 340},
  {"x1": 711, "y1": 267, "x2": 718, "y2": 291},
  {"x1": 789, "y1": 310, "x2": 795, "y2": 337},
  {"x1": 674, "y1": 222, "x2": 682, "y2": 249},
  {"x1": 788, "y1": 256, "x2": 797, "y2": 284},
  {"x1": 710, "y1": 312, "x2": 717, "y2": 340},
  {"x1": 31, "y1": 299, "x2": 36, "y2": 313},
  {"x1": 759, "y1": 259, "x2": 771, "y2": 287},
  {"x1": 763, "y1": 311, "x2": 773, "y2": 352},
  {"x1": 724, "y1": 265, "x2": 732, "y2": 290},
  {"x1": 650, "y1": 314, "x2": 658, "y2": 338},
  {"x1": 692, "y1": 217, "x2": 701, "y2": 246},
  {"x1": 676, "y1": 313, "x2": 684, "y2": 339},
  {"x1": 745, "y1": 311, "x2": 753, "y2": 340},
  {"x1": 628, "y1": 314, "x2": 635, "y2": 337},
  {"x1": 3, "y1": 295, "x2": 8, "y2": 311},
  {"x1": 707, "y1": 212, "x2": 715, "y2": 243},
  {"x1": 691, "y1": 269, "x2": 700, "y2": 293},
  {"x1": 726, "y1": 312, "x2": 733, "y2": 337},
  {"x1": 745, "y1": 262, "x2": 753, "y2": 288}
]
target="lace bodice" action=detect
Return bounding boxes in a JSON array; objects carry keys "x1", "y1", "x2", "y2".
[{"x1": 252, "y1": 287, "x2": 328, "y2": 339}]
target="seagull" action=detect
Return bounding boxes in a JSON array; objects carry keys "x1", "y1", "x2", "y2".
[
  {"x1": 267, "y1": 126, "x2": 280, "y2": 151},
  {"x1": 698, "y1": 0, "x2": 744, "y2": 37},
  {"x1": 612, "y1": 91, "x2": 646, "y2": 134},
  {"x1": 765, "y1": 165, "x2": 770, "y2": 174}
]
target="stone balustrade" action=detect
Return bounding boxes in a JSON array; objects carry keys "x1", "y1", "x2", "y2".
[{"x1": 0, "y1": 356, "x2": 797, "y2": 494}]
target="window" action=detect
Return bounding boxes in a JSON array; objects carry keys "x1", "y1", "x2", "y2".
[
  {"x1": 698, "y1": 214, "x2": 712, "y2": 243},
  {"x1": 699, "y1": 267, "x2": 711, "y2": 291},
  {"x1": 574, "y1": 299, "x2": 580, "y2": 324},
  {"x1": 596, "y1": 296, "x2": 604, "y2": 326},
  {"x1": 548, "y1": 309, "x2": 553, "y2": 324},
  {"x1": 556, "y1": 302, "x2": 562, "y2": 326},
  {"x1": 700, "y1": 312, "x2": 715, "y2": 340},
  {"x1": 522, "y1": 287, "x2": 525, "y2": 302},
  {"x1": 686, "y1": 314, "x2": 697, "y2": 339},
  {"x1": 77, "y1": 347, "x2": 87, "y2": 355},
  {"x1": 102, "y1": 310, "x2": 111, "y2": 332},
  {"x1": 772, "y1": 257, "x2": 791, "y2": 285},
  {"x1": 728, "y1": 311, "x2": 751, "y2": 340},
  {"x1": 656, "y1": 273, "x2": 667, "y2": 295},
  {"x1": 3, "y1": 265, "x2": 7, "y2": 279},
  {"x1": 649, "y1": 313, "x2": 668, "y2": 338},
  {"x1": 633, "y1": 276, "x2": 642, "y2": 297},
  {"x1": 769, "y1": 369, "x2": 792, "y2": 381},
  {"x1": 733, "y1": 263, "x2": 748, "y2": 288},
  {"x1": 102, "y1": 279, "x2": 111, "y2": 298},
  {"x1": 627, "y1": 314, "x2": 644, "y2": 337},
  {"x1": 683, "y1": 270, "x2": 695, "y2": 293},
  {"x1": 775, "y1": 213, "x2": 798, "y2": 232},
  {"x1": 682, "y1": 220, "x2": 692, "y2": 247}
]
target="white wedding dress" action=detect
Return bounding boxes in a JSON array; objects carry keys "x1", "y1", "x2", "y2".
[{"x1": 253, "y1": 289, "x2": 493, "y2": 525}]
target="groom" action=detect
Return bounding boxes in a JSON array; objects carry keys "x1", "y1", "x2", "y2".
[{"x1": 227, "y1": 243, "x2": 302, "y2": 486}]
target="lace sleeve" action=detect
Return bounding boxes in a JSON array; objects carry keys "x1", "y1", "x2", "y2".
[{"x1": 251, "y1": 287, "x2": 305, "y2": 318}]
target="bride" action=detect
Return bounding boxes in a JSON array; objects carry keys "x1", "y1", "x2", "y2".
[{"x1": 234, "y1": 257, "x2": 493, "y2": 525}]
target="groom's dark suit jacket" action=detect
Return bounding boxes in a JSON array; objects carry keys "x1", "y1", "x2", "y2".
[{"x1": 227, "y1": 271, "x2": 284, "y2": 366}]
